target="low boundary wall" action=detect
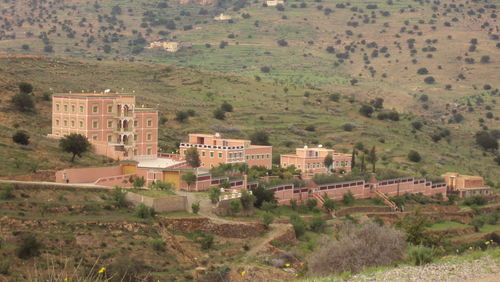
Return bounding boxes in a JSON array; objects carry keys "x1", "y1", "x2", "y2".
[{"x1": 125, "y1": 192, "x2": 187, "y2": 212}]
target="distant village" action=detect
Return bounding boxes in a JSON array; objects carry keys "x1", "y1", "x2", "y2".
[{"x1": 50, "y1": 91, "x2": 492, "y2": 208}]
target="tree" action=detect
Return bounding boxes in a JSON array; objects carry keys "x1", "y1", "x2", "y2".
[
  {"x1": 252, "y1": 185, "x2": 276, "y2": 207},
  {"x1": 59, "y1": 133, "x2": 91, "y2": 162},
  {"x1": 182, "y1": 172, "x2": 197, "y2": 190},
  {"x1": 310, "y1": 215, "x2": 325, "y2": 233},
  {"x1": 360, "y1": 153, "x2": 366, "y2": 172},
  {"x1": 475, "y1": 131, "x2": 498, "y2": 151},
  {"x1": 191, "y1": 202, "x2": 200, "y2": 214},
  {"x1": 240, "y1": 189, "x2": 256, "y2": 210},
  {"x1": 229, "y1": 200, "x2": 241, "y2": 215},
  {"x1": 12, "y1": 131, "x2": 30, "y2": 145},
  {"x1": 368, "y1": 146, "x2": 378, "y2": 172},
  {"x1": 417, "y1": 68, "x2": 429, "y2": 75},
  {"x1": 11, "y1": 93, "x2": 35, "y2": 112},
  {"x1": 18, "y1": 82, "x2": 33, "y2": 94},
  {"x1": 184, "y1": 147, "x2": 201, "y2": 168},
  {"x1": 370, "y1": 98, "x2": 384, "y2": 109},
  {"x1": 16, "y1": 233, "x2": 42, "y2": 259},
  {"x1": 213, "y1": 108, "x2": 226, "y2": 120},
  {"x1": 307, "y1": 198, "x2": 318, "y2": 211},
  {"x1": 133, "y1": 176, "x2": 146, "y2": 188},
  {"x1": 424, "y1": 76, "x2": 435, "y2": 84},
  {"x1": 262, "y1": 212, "x2": 274, "y2": 229},
  {"x1": 175, "y1": 111, "x2": 189, "y2": 122},
  {"x1": 408, "y1": 150, "x2": 422, "y2": 162},
  {"x1": 480, "y1": 55, "x2": 490, "y2": 64},
  {"x1": 250, "y1": 131, "x2": 270, "y2": 145},
  {"x1": 221, "y1": 101, "x2": 233, "y2": 112},
  {"x1": 342, "y1": 191, "x2": 355, "y2": 206},
  {"x1": 359, "y1": 105, "x2": 374, "y2": 117},
  {"x1": 323, "y1": 154, "x2": 333, "y2": 172},
  {"x1": 351, "y1": 149, "x2": 356, "y2": 169},
  {"x1": 323, "y1": 195, "x2": 336, "y2": 212}
]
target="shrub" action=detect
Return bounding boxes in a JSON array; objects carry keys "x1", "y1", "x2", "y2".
[
  {"x1": 213, "y1": 108, "x2": 226, "y2": 120},
  {"x1": 0, "y1": 259, "x2": 10, "y2": 275},
  {"x1": 290, "y1": 214, "x2": 307, "y2": 237},
  {"x1": 342, "y1": 123, "x2": 355, "y2": 131},
  {"x1": 308, "y1": 222, "x2": 406, "y2": 275},
  {"x1": 133, "y1": 176, "x2": 146, "y2": 188},
  {"x1": 260, "y1": 66, "x2": 270, "y2": 73},
  {"x1": 277, "y1": 39, "x2": 288, "y2": 47},
  {"x1": 197, "y1": 234, "x2": 214, "y2": 250},
  {"x1": 175, "y1": 111, "x2": 189, "y2": 122},
  {"x1": 252, "y1": 184, "x2": 276, "y2": 207},
  {"x1": 310, "y1": 215, "x2": 325, "y2": 233},
  {"x1": 475, "y1": 131, "x2": 498, "y2": 151},
  {"x1": 0, "y1": 184, "x2": 15, "y2": 200},
  {"x1": 329, "y1": 93, "x2": 340, "y2": 102},
  {"x1": 342, "y1": 191, "x2": 355, "y2": 206},
  {"x1": 397, "y1": 210, "x2": 430, "y2": 245},
  {"x1": 11, "y1": 93, "x2": 35, "y2": 112},
  {"x1": 150, "y1": 181, "x2": 173, "y2": 191},
  {"x1": 112, "y1": 186, "x2": 128, "y2": 208},
  {"x1": 411, "y1": 121, "x2": 423, "y2": 130},
  {"x1": 135, "y1": 203, "x2": 156, "y2": 218},
  {"x1": 250, "y1": 131, "x2": 271, "y2": 146},
  {"x1": 480, "y1": 55, "x2": 490, "y2": 63},
  {"x1": 408, "y1": 245, "x2": 433, "y2": 265},
  {"x1": 16, "y1": 233, "x2": 42, "y2": 259},
  {"x1": 305, "y1": 125, "x2": 316, "y2": 132},
  {"x1": 417, "y1": 68, "x2": 429, "y2": 75},
  {"x1": 323, "y1": 197, "x2": 336, "y2": 212},
  {"x1": 424, "y1": 76, "x2": 435, "y2": 84},
  {"x1": 307, "y1": 199, "x2": 318, "y2": 210},
  {"x1": 209, "y1": 187, "x2": 221, "y2": 204},
  {"x1": 191, "y1": 202, "x2": 200, "y2": 214},
  {"x1": 109, "y1": 256, "x2": 148, "y2": 282},
  {"x1": 263, "y1": 212, "x2": 274, "y2": 229},
  {"x1": 221, "y1": 101, "x2": 233, "y2": 112},
  {"x1": 463, "y1": 195, "x2": 487, "y2": 206},
  {"x1": 408, "y1": 150, "x2": 421, "y2": 162},
  {"x1": 359, "y1": 105, "x2": 374, "y2": 117},
  {"x1": 229, "y1": 200, "x2": 241, "y2": 215},
  {"x1": 152, "y1": 239, "x2": 166, "y2": 252}
]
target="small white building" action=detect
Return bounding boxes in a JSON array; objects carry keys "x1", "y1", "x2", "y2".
[
  {"x1": 147, "y1": 41, "x2": 180, "y2": 52},
  {"x1": 214, "y1": 13, "x2": 232, "y2": 21},
  {"x1": 266, "y1": 0, "x2": 284, "y2": 7}
]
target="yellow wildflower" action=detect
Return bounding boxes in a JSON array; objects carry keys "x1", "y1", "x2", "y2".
[
  {"x1": 64, "y1": 278, "x2": 68, "y2": 281},
  {"x1": 485, "y1": 241, "x2": 490, "y2": 245},
  {"x1": 469, "y1": 246, "x2": 473, "y2": 250},
  {"x1": 241, "y1": 271, "x2": 246, "y2": 277},
  {"x1": 98, "y1": 267, "x2": 106, "y2": 274},
  {"x1": 285, "y1": 263, "x2": 291, "y2": 268}
]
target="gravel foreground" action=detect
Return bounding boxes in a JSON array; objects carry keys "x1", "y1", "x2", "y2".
[{"x1": 347, "y1": 255, "x2": 499, "y2": 282}]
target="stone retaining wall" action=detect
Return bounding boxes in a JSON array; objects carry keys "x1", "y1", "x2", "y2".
[{"x1": 125, "y1": 192, "x2": 187, "y2": 212}]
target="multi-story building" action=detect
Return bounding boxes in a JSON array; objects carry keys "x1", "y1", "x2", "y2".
[
  {"x1": 442, "y1": 172, "x2": 492, "y2": 198},
  {"x1": 280, "y1": 145, "x2": 352, "y2": 177},
  {"x1": 179, "y1": 133, "x2": 272, "y2": 169},
  {"x1": 50, "y1": 92, "x2": 158, "y2": 160}
]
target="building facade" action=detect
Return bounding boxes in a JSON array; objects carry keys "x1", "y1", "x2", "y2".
[
  {"x1": 179, "y1": 133, "x2": 273, "y2": 169},
  {"x1": 442, "y1": 172, "x2": 492, "y2": 198},
  {"x1": 50, "y1": 92, "x2": 158, "y2": 160},
  {"x1": 280, "y1": 145, "x2": 352, "y2": 177}
]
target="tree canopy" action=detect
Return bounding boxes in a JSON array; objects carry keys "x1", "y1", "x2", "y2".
[{"x1": 59, "y1": 133, "x2": 91, "y2": 162}]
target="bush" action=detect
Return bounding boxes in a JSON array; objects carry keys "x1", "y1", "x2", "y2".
[
  {"x1": 11, "y1": 93, "x2": 35, "y2": 112},
  {"x1": 0, "y1": 184, "x2": 15, "y2": 200},
  {"x1": 175, "y1": 111, "x2": 189, "y2": 122},
  {"x1": 342, "y1": 191, "x2": 355, "y2": 206},
  {"x1": 110, "y1": 187, "x2": 127, "y2": 209},
  {"x1": 310, "y1": 215, "x2": 325, "y2": 233},
  {"x1": 213, "y1": 108, "x2": 226, "y2": 120},
  {"x1": 411, "y1": 121, "x2": 423, "y2": 130},
  {"x1": 260, "y1": 66, "x2": 270, "y2": 73},
  {"x1": 290, "y1": 214, "x2": 307, "y2": 238},
  {"x1": 329, "y1": 93, "x2": 340, "y2": 102},
  {"x1": 263, "y1": 212, "x2": 274, "y2": 229},
  {"x1": 229, "y1": 200, "x2": 241, "y2": 215},
  {"x1": 342, "y1": 123, "x2": 355, "y2": 131},
  {"x1": 308, "y1": 222, "x2": 406, "y2": 275},
  {"x1": 209, "y1": 187, "x2": 221, "y2": 204},
  {"x1": 306, "y1": 199, "x2": 318, "y2": 211},
  {"x1": 197, "y1": 234, "x2": 214, "y2": 250},
  {"x1": 475, "y1": 131, "x2": 498, "y2": 151},
  {"x1": 221, "y1": 101, "x2": 233, "y2": 112},
  {"x1": 109, "y1": 256, "x2": 149, "y2": 282},
  {"x1": 191, "y1": 202, "x2": 200, "y2": 214},
  {"x1": 277, "y1": 39, "x2": 288, "y2": 47},
  {"x1": 417, "y1": 68, "x2": 429, "y2": 75},
  {"x1": 0, "y1": 259, "x2": 10, "y2": 275},
  {"x1": 135, "y1": 203, "x2": 156, "y2": 218},
  {"x1": 408, "y1": 150, "x2": 422, "y2": 162},
  {"x1": 240, "y1": 189, "x2": 256, "y2": 210},
  {"x1": 152, "y1": 239, "x2": 166, "y2": 252},
  {"x1": 424, "y1": 76, "x2": 435, "y2": 84},
  {"x1": 132, "y1": 176, "x2": 146, "y2": 188},
  {"x1": 408, "y1": 244, "x2": 433, "y2": 265},
  {"x1": 463, "y1": 195, "x2": 487, "y2": 206},
  {"x1": 250, "y1": 131, "x2": 271, "y2": 146},
  {"x1": 16, "y1": 233, "x2": 42, "y2": 259},
  {"x1": 359, "y1": 105, "x2": 374, "y2": 117}
]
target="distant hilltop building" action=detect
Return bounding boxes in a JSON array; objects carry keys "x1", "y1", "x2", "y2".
[
  {"x1": 49, "y1": 92, "x2": 158, "y2": 160},
  {"x1": 442, "y1": 172, "x2": 492, "y2": 198},
  {"x1": 147, "y1": 41, "x2": 180, "y2": 52},
  {"x1": 214, "y1": 13, "x2": 232, "y2": 21},
  {"x1": 179, "y1": 0, "x2": 215, "y2": 5},
  {"x1": 266, "y1": 0, "x2": 284, "y2": 6},
  {"x1": 281, "y1": 145, "x2": 351, "y2": 178},
  {"x1": 179, "y1": 133, "x2": 272, "y2": 169}
]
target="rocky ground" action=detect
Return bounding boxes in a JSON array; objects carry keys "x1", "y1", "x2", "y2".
[{"x1": 347, "y1": 255, "x2": 499, "y2": 282}]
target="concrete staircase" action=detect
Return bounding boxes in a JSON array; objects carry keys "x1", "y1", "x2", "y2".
[
  {"x1": 374, "y1": 190, "x2": 398, "y2": 211},
  {"x1": 312, "y1": 193, "x2": 325, "y2": 207}
]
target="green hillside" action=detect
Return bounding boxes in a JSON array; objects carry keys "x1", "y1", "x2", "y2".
[{"x1": 0, "y1": 56, "x2": 498, "y2": 184}]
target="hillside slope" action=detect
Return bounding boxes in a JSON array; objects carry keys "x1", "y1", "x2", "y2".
[{"x1": 0, "y1": 55, "x2": 498, "y2": 183}]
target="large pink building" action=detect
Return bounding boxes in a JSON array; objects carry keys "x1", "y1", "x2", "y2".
[
  {"x1": 280, "y1": 145, "x2": 352, "y2": 177},
  {"x1": 50, "y1": 92, "x2": 158, "y2": 160},
  {"x1": 179, "y1": 133, "x2": 273, "y2": 169}
]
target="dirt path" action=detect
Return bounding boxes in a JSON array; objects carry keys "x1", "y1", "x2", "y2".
[{"x1": 244, "y1": 223, "x2": 292, "y2": 261}]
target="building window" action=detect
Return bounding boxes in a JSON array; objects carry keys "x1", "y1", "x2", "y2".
[
  {"x1": 134, "y1": 149, "x2": 138, "y2": 155},
  {"x1": 210, "y1": 151, "x2": 214, "y2": 158},
  {"x1": 147, "y1": 133, "x2": 152, "y2": 141},
  {"x1": 55, "y1": 119, "x2": 60, "y2": 126},
  {"x1": 107, "y1": 105, "x2": 113, "y2": 113},
  {"x1": 56, "y1": 104, "x2": 60, "y2": 111},
  {"x1": 64, "y1": 105, "x2": 68, "y2": 112},
  {"x1": 266, "y1": 154, "x2": 270, "y2": 159},
  {"x1": 201, "y1": 151, "x2": 206, "y2": 157},
  {"x1": 107, "y1": 120, "x2": 113, "y2": 128},
  {"x1": 251, "y1": 155, "x2": 254, "y2": 160},
  {"x1": 107, "y1": 135, "x2": 112, "y2": 142},
  {"x1": 92, "y1": 135, "x2": 98, "y2": 141},
  {"x1": 147, "y1": 148, "x2": 152, "y2": 155},
  {"x1": 92, "y1": 105, "x2": 98, "y2": 113},
  {"x1": 134, "y1": 120, "x2": 138, "y2": 127},
  {"x1": 71, "y1": 105, "x2": 75, "y2": 112},
  {"x1": 147, "y1": 119, "x2": 152, "y2": 127},
  {"x1": 134, "y1": 135, "x2": 138, "y2": 141},
  {"x1": 92, "y1": 121, "x2": 98, "y2": 129},
  {"x1": 71, "y1": 120, "x2": 75, "y2": 127},
  {"x1": 79, "y1": 105, "x2": 84, "y2": 113},
  {"x1": 218, "y1": 152, "x2": 223, "y2": 158},
  {"x1": 246, "y1": 156, "x2": 249, "y2": 160},
  {"x1": 63, "y1": 120, "x2": 68, "y2": 127},
  {"x1": 229, "y1": 152, "x2": 233, "y2": 159},
  {"x1": 79, "y1": 121, "x2": 84, "y2": 128}
]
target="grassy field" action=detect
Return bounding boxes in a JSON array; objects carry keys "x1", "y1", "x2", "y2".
[{"x1": 0, "y1": 55, "x2": 498, "y2": 184}]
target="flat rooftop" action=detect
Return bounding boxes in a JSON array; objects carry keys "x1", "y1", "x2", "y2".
[{"x1": 137, "y1": 158, "x2": 184, "y2": 169}]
